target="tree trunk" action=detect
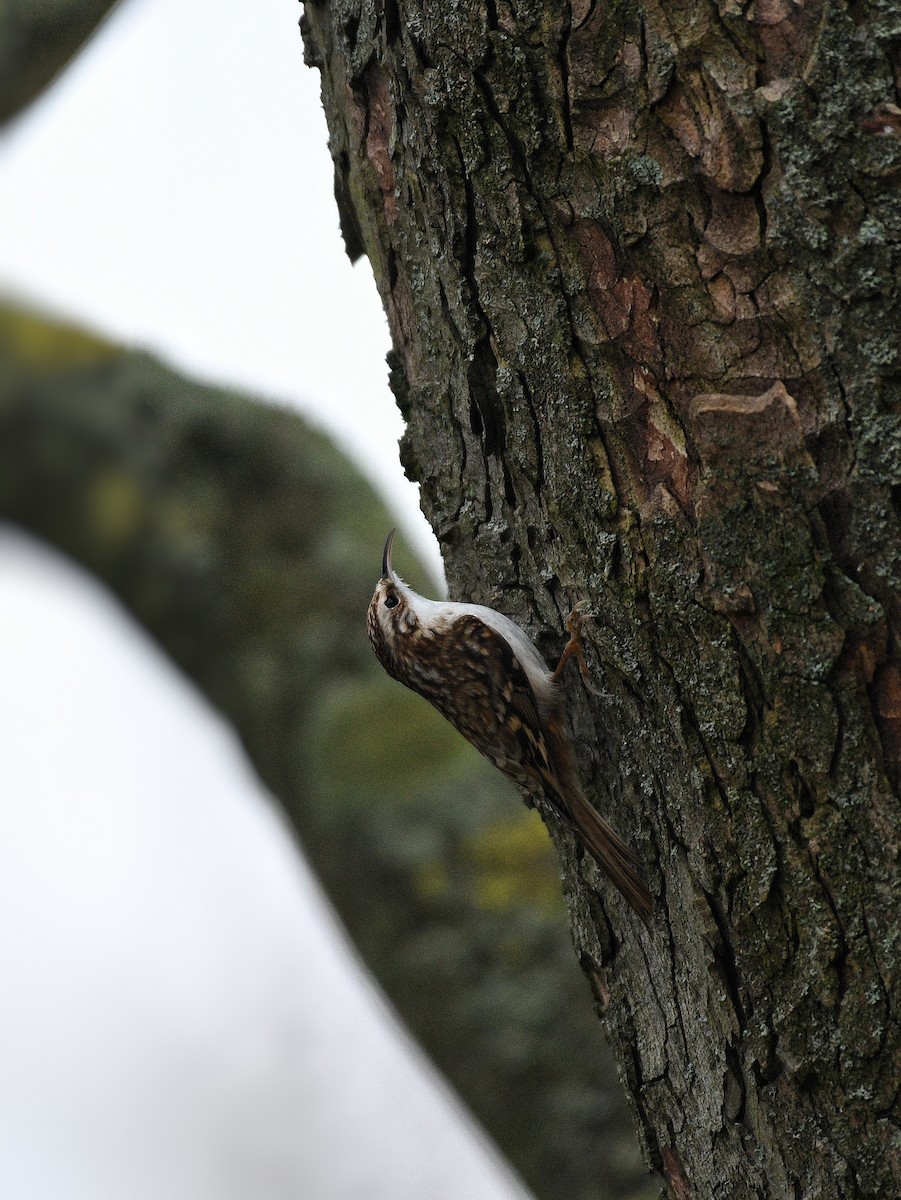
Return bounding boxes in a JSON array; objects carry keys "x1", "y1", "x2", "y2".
[{"x1": 302, "y1": 2, "x2": 901, "y2": 1195}]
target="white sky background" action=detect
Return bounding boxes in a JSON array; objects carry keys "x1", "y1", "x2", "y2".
[{"x1": 0, "y1": 1, "x2": 531, "y2": 1198}]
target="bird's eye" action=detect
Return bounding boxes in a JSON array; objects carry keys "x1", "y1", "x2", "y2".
[{"x1": 385, "y1": 594, "x2": 399, "y2": 609}]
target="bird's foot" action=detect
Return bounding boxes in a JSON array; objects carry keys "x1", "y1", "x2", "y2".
[{"x1": 552, "y1": 602, "x2": 602, "y2": 695}]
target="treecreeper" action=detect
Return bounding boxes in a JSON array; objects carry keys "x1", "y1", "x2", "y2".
[{"x1": 367, "y1": 530, "x2": 653, "y2": 924}]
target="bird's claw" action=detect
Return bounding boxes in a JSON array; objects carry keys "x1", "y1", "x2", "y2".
[{"x1": 553, "y1": 603, "x2": 602, "y2": 695}]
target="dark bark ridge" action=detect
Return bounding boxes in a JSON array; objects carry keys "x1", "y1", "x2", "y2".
[{"x1": 302, "y1": 2, "x2": 901, "y2": 1197}]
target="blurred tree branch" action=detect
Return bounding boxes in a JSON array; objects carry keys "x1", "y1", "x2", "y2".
[{"x1": 0, "y1": 0, "x2": 120, "y2": 123}]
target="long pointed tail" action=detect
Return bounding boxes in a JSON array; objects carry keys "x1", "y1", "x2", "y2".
[{"x1": 563, "y1": 789, "x2": 653, "y2": 926}]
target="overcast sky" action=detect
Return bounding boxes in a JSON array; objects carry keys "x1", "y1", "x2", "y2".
[{"x1": 0, "y1": 2, "x2": 528, "y2": 1197}]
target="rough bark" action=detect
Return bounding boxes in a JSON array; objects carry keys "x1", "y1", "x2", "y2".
[{"x1": 302, "y1": 2, "x2": 901, "y2": 1196}]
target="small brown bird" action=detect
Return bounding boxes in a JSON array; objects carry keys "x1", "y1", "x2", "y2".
[{"x1": 367, "y1": 530, "x2": 653, "y2": 924}]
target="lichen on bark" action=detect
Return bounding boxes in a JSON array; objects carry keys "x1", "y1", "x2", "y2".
[{"x1": 302, "y1": 0, "x2": 901, "y2": 1195}]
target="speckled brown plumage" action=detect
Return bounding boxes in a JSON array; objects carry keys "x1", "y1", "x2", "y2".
[{"x1": 368, "y1": 532, "x2": 652, "y2": 923}]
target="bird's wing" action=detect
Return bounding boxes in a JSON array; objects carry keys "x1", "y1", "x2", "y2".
[
  {"x1": 414, "y1": 614, "x2": 654, "y2": 923},
  {"x1": 410, "y1": 613, "x2": 559, "y2": 794}
]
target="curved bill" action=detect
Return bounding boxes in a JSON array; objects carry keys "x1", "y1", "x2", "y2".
[{"x1": 381, "y1": 528, "x2": 397, "y2": 581}]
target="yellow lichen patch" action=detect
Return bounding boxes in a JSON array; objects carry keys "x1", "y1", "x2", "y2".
[
  {"x1": 0, "y1": 301, "x2": 116, "y2": 370},
  {"x1": 83, "y1": 471, "x2": 143, "y2": 547},
  {"x1": 465, "y1": 812, "x2": 561, "y2": 911},
  {"x1": 413, "y1": 861, "x2": 450, "y2": 901},
  {"x1": 587, "y1": 436, "x2": 618, "y2": 514}
]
